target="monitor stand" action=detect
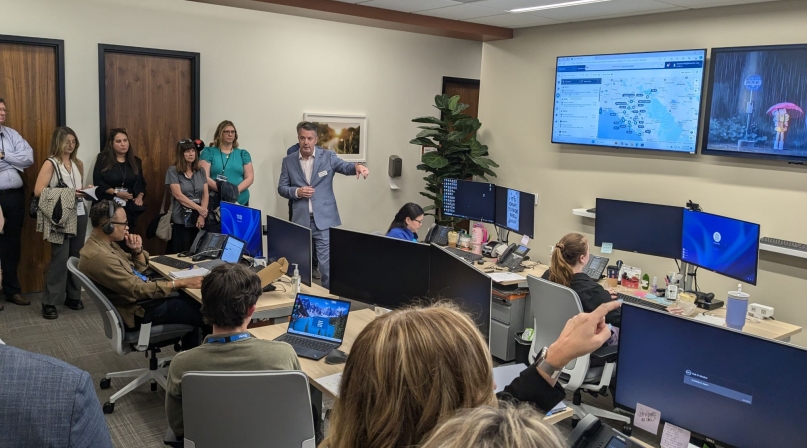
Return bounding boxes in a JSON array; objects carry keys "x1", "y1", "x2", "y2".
[{"x1": 679, "y1": 261, "x2": 695, "y2": 292}]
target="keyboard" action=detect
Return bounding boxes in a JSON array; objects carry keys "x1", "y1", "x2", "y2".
[
  {"x1": 445, "y1": 247, "x2": 483, "y2": 262},
  {"x1": 149, "y1": 256, "x2": 194, "y2": 270},
  {"x1": 761, "y1": 237, "x2": 807, "y2": 252},
  {"x1": 274, "y1": 333, "x2": 336, "y2": 353},
  {"x1": 195, "y1": 259, "x2": 228, "y2": 271},
  {"x1": 617, "y1": 293, "x2": 670, "y2": 312}
]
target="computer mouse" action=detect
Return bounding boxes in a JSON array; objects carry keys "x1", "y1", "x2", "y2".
[
  {"x1": 325, "y1": 349, "x2": 348, "y2": 365},
  {"x1": 476, "y1": 260, "x2": 484, "y2": 265}
]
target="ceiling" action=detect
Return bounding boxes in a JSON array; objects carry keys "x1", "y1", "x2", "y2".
[{"x1": 332, "y1": 0, "x2": 782, "y2": 28}]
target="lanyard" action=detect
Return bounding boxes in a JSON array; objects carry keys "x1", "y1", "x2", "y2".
[
  {"x1": 183, "y1": 170, "x2": 199, "y2": 200},
  {"x1": 206, "y1": 332, "x2": 251, "y2": 344},
  {"x1": 219, "y1": 148, "x2": 234, "y2": 175},
  {"x1": 117, "y1": 162, "x2": 127, "y2": 187}
]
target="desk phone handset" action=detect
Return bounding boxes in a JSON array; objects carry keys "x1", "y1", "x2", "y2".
[
  {"x1": 496, "y1": 243, "x2": 530, "y2": 271},
  {"x1": 188, "y1": 231, "x2": 227, "y2": 262},
  {"x1": 424, "y1": 224, "x2": 451, "y2": 246},
  {"x1": 568, "y1": 414, "x2": 639, "y2": 448}
]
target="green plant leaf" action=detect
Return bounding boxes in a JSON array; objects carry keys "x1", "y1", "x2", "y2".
[
  {"x1": 448, "y1": 95, "x2": 460, "y2": 112},
  {"x1": 412, "y1": 116, "x2": 444, "y2": 125},
  {"x1": 422, "y1": 204, "x2": 437, "y2": 212},
  {"x1": 422, "y1": 152, "x2": 450, "y2": 169},
  {"x1": 447, "y1": 130, "x2": 470, "y2": 142},
  {"x1": 416, "y1": 129, "x2": 442, "y2": 138},
  {"x1": 435, "y1": 94, "x2": 449, "y2": 109},
  {"x1": 410, "y1": 137, "x2": 438, "y2": 147},
  {"x1": 417, "y1": 125, "x2": 442, "y2": 131}
]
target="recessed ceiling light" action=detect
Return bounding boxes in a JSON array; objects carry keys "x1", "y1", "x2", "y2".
[{"x1": 510, "y1": 0, "x2": 612, "y2": 13}]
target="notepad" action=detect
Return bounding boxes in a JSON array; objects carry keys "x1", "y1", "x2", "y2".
[
  {"x1": 316, "y1": 372, "x2": 342, "y2": 397},
  {"x1": 488, "y1": 272, "x2": 527, "y2": 283},
  {"x1": 169, "y1": 268, "x2": 209, "y2": 279},
  {"x1": 80, "y1": 186, "x2": 98, "y2": 200}
]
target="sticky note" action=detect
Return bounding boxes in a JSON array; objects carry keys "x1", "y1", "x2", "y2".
[
  {"x1": 660, "y1": 423, "x2": 691, "y2": 448},
  {"x1": 601, "y1": 242, "x2": 613, "y2": 254},
  {"x1": 520, "y1": 234, "x2": 530, "y2": 246},
  {"x1": 634, "y1": 403, "x2": 661, "y2": 435}
]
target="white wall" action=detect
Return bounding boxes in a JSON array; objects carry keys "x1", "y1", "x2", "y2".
[
  {"x1": 2, "y1": 0, "x2": 482, "y2": 232},
  {"x1": 479, "y1": 1, "x2": 807, "y2": 346}
]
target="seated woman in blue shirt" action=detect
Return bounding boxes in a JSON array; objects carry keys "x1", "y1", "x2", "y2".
[{"x1": 386, "y1": 203, "x2": 424, "y2": 242}]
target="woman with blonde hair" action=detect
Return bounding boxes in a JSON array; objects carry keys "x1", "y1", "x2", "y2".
[
  {"x1": 421, "y1": 403, "x2": 566, "y2": 448},
  {"x1": 33, "y1": 126, "x2": 92, "y2": 319},
  {"x1": 321, "y1": 300, "x2": 620, "y2": 448},
  {"x1": 199, "y1": 120, "x2": 254, "y2": 206},
  {"x1": 542, "y1": 232, "x2": 621, "y2": 327}
]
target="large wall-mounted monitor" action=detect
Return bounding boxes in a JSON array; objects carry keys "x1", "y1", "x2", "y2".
[
  {"x1": 702, "y1": 44, "x2": 807, "y2": 162},
  {"x1": 552, "y1": 49, "x2": 706, "y2": 153}
]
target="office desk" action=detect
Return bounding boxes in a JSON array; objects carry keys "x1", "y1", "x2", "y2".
[
  {"x1": 148, "y1": 255, "x2": 333, "y2": 319},
  {"x1": 248, "y1": 308, "x2": 573, "y2": 425},
  {"x1": 479, "y1": 260, "x2": 801, "y2": 342}
]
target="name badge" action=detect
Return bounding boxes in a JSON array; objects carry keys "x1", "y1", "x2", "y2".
[
  {"x1": 317, "y1": 170, "x2": 328, "y2": 178},
  {"x1": 76, "y1": 201, "x2": 86, "y2": 216},
  {"x1": 216, "y1": 174, "x2": 228, "y2": 182}
]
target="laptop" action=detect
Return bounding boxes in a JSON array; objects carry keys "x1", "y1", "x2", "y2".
[
  {"x1": 194, "y1": 235, "x2": 246, "y2": 271},
  {"x1": 274, "y1": 293, "x2": 352, "y2": 360}
]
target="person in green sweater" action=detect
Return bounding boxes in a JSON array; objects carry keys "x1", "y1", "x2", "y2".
[
  {"x1": 199, "y1": 120, "x2": 254, "y2": 205},
  {"x1": 165, "y1": 263, "x2": 300, "y2": 439}
]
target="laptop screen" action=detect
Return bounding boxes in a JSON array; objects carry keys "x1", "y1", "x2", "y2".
[
  {"x1": 221, "y1": 237, "x2": 245, "y2": 263},
  {"x1": 287, "y1": 294, "x2": 351, "y2": 343}
]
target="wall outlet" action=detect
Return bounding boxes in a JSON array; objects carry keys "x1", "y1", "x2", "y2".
[{"x1": 749, "y1": 303, "x2": 774, "y2": 319}]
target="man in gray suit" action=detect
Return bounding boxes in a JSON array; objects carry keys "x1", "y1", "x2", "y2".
[
  {"x1": 0, "y1": 342, "x2": 113, "y2": 447},
  {"x1": 278, "y1": 122, "x2": 369, "y2": 289}
]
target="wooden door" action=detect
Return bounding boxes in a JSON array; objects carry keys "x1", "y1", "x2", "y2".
[
  {"x1": 100, "y1": 46, "x2": 200, "y2": 255},
  {"x1": 0, "y1": 36, "x2": 65, "y2": 293}
]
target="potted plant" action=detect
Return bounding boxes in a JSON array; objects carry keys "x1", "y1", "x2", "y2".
[{"x1": 410, "y1": 94, "x2": 498, "y2": 228}]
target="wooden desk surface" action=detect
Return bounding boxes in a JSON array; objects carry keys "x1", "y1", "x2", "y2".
[
  {"x1": 482, "y1": 260, "x2": 801, "y2": 341},
  {"x1": 148, "y1": 255, "x2": 332, "y2": 313}
]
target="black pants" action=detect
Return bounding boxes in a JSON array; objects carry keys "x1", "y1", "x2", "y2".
[
  {"x1": 134, "y1": 293, "x2": 206, "y2": 349},
  {"x1": 167, "y1": 223, "x2": 200, "y2": 254},
  {"x1": 0, "y1": 187, "x2": 24, "y2": 296}
]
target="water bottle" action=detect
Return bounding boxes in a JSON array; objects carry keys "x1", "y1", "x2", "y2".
[
  {"x1": 292, "y1": 263, "x2": 301, "y2": 295},
  {"x1": 726, "y1": 284, "x2": 750, "y2": 331}
]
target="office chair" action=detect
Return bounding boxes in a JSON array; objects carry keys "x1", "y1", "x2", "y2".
[
  {"x1": 66, "y1": 257, "x2": 194, "y2": 414},
  {"x1": 526, "y1": 275, "x2": 630, "y2": 427},
  {"x1": 164, "y1": 371, "x2": 316, "y2": 448}
]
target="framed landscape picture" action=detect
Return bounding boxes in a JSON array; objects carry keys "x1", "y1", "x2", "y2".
[{"x1": 303, "y1": 113, "x2": 367, "y2": 162}]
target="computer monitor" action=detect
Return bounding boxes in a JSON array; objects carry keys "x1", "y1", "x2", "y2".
[
  {"x1": 681, "y1": 210, "x2": 760, "y2": 285},
  {"x1": 553, "y1": 49, "x2": 706, "y2": 153},
  {"x1": 615, "y1": 303, "x2": 807, "y2": 447},
  {"x1": 329, "y1": 228, "x2": 430, "y2": 309},
  {"x1": 494, "y1": 186, "x2": 535, "y2": 238},
  {"x1": 265, "y1": 215, "x2": 313, "y2": 287},
  {"x1": 442, "y1": 178, "x2": 495, "y2": 223},
  {"x1": 221, "y1": 236, "x2": 246, "y2": 263},
  {"x1": 220, "y1": 202, "x2": 263, "y2": 257},
  {"x1": 594, "y1": 198, "x2": 683, "y2": 259},
  {"x1": 427, "y1": 245, "x2": 492, "y2": 341}
]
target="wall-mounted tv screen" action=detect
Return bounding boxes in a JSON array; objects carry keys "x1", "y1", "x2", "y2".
[
  {"x1": 552, "y1": 49, "x2": 706, "y2": 153},
  {"x1": 702, "y1": 44, "x2": 807, "y2": 162}
]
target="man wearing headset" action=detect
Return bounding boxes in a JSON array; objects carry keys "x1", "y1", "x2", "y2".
[{"x1": 78, "y1": 201, "x2": 205, "y2": 348}]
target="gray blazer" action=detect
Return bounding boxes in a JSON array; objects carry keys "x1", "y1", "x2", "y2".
[
  {"x1": 0, "y1": 344, "x2": 113, "y2": 448},
  {"x1": 278, "y1": 147, "x2": 356, "y2": 230}
]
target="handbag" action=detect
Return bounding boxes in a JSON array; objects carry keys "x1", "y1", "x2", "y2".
[
  {"x1": 146, "y1": 190, "x2": 173, "y2": 241},
  {"x1": 29, "y1": 159, "x2": 68, "y2": 218}
]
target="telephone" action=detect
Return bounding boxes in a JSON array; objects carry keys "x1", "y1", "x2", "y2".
[
  {"x1": 496, "y1": 243, "x2": 530, "y2": 271},
  {"x1": 187, "y1": 231, "x2": 228, "y2": 262},
  {"x1": 568, "y1": 414, "x2": 639, "y2": 448},
  {"x1": 424, "y1": 224, "x2": 451, "y2": 246},
  {"x1": 583, "y1": 254, "x2": 610, "y2": 281}
]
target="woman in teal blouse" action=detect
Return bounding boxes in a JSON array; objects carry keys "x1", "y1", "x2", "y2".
[{"x1": 199, "y1": 120, "x2": 254, "y2": 205}]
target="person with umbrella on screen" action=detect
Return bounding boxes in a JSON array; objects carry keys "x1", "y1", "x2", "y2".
[{"x1": 767, "y1": 102, "x2": 802, "y2": 150}]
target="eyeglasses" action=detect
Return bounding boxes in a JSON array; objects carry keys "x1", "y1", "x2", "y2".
[
  {"x1": 109, "y1": 220, "x2": 129, "y2": 227},
  {"x1": 412, "y1": 218, "x2": 423, "y2": 224},
  {"x1": 222, "y1": 130, "x2": 236, "y2": 135}
]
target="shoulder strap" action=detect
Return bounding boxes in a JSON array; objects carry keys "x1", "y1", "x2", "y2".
[
  {"x1": 160, "y1": 189, "x2": 169, "y2": 214},
  {"x1": 48, "y1": 158, "x2": 66, "y2": 185}
]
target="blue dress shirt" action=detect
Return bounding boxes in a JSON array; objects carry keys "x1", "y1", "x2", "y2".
[
  {"x1": 386, "y1": 227, "x2": 418, "y2": 242},
  {"x1": 0, "y1": 125, "x2": 34, "y2": 190}
]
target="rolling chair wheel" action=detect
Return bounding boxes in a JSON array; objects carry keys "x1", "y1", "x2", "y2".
[
  {"x1": 103, "y1": 402, "x2": 115, "y2": 414},
  {"x1": 100, "y1": 378, "x2": 111, "y2": 390},
  {"x1": 622, "y1": 423, "x2": 633, "y2": 436},
  {"x1": 571, "y1": 415, "x2": 581, "y2": 428},
  {"x1": 151, "y1": 381, "x2": 158, "y2": 392},
  {"x1": 174, "y1": 342, "x2": 182, "y2": 352}
]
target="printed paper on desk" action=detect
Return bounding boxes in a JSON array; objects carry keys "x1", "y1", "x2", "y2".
[
  {"x1": 488, "y1": 272, "x2": 527, "y2": 283},
  {"x1": 634, "y1": 403, "x2": 661, "y2": 435},
  {"x1": 601, "y1": 242, "x2": 613, "y2": 254},
  {"x1": 660, "y1": 423, "x2": 691, "y2": 448},
  {"x1": 317, "y1": 372, "x2": 342, "y2": 397}
]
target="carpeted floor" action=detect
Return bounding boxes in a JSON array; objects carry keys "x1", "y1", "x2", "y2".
[{"x1": 0, "y1": 292, "x2": 661, "y2": 447}]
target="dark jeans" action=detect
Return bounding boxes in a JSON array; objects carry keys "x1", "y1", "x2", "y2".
[
  {"x1": 0, "y1": 187, "x2": 24, "y2": 296},
  {"x1": 166, "y1": 223, "x2": 200, "y2": 254},
  {"x1": 134, "y1": 292, "x2": 205, "y2": 349}
]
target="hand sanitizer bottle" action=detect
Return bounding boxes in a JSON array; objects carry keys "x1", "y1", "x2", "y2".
[{"x1": 292, "y1": 263, "x2": 301, "y2": 295}]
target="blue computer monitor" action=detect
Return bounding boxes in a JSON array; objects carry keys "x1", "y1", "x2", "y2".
[
  {"x1": 615, "y1": 303, "x2": 807, "y2": 447},
  {"x1": 681, "y1": 210, "x2": 760, "y2": 285},
  {"x1": 220, "y1": 202, "x2": 263, "y2": 257},
  {"x1": 442, "y1": 178, "x2": 495, "y2": 223}
]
